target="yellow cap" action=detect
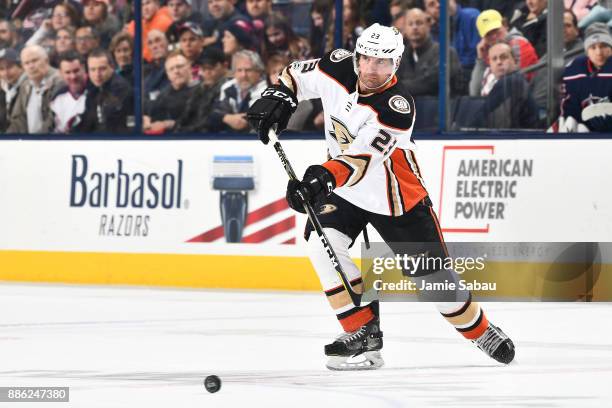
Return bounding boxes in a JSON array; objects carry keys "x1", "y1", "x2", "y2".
[{"x1": 476, "y1": 9, "x2": 503, "y2": 37}]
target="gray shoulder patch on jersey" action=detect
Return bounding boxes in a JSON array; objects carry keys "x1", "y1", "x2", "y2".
[
  {"x1": 388, "y1": 95, "x2": 411, "y2": 114},
  {"x1": 330, "y1": 49, "x2": 353, "y2": 63}
]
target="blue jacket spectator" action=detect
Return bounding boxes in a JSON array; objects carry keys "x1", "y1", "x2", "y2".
[
  {"x1": 450, "y1": 1, "x2": 481, "y2": 71},
  {"x1": 427, "y1": 0, "x2": 480, "y2": 74},
  {"x1": 559, "y1": 23, "x2": 612, "y2": 132}
]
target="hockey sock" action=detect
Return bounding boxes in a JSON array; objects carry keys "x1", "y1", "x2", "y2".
[
  {"x1": 336, "y1": 304, "x2": 375, "y2": 332},
  {"x1": 409, "y1": 268, "x2": 488, "y2": 340},
  {"x1": 324, "y1": 278, "x2": 375, "y2": 332},
  {"x1": 308, "y1": 228, "x2": 376, "y2": 332},
  {"x1": 437, "y1": 293, "x2": 490, "y2": 340}
]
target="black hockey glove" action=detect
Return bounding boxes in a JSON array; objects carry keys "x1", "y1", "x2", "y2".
[
  {"x1": 247, "y1": 83, "x2": 298, "y2": 144},
  {"x1": 286, "y1": 165, "x2": 336, "y2": 213}
]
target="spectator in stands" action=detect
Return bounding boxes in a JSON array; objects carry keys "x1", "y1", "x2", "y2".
[
  {"x1": 144, "y1": 29, "x2": 170, "y2": 102},
  {"x1": 109, "y1": 32, "x2": 133, "y2": 84},
  {"x1": 262, "y1": 13, "x2": 311, "y2": 61},
  {"x1": 0, "y1": 48, "x2": 25, "y2": 132},
  {"x1": 246, "y1": 0, "x2": 272, "y2": 21},
  {"x1": 421, "y1": 0, "x2": 481, "y2": 82},
  {"x1": 49, "y1": 27, "x2": 76, "y2": 68},
  {"x1": 460, "y1": 1, "x2": 523, "y2": 21},
  {"x1": 7, "y1": 45, "x2": 63, "y2": 133},
  {"x1": 325, "y1": 0, "x2": 364, "y2": 52},
  {"x1": 127, "y1": 0, "x2": 173, "y2": 62},
  {"x1": 558, "y1": 23, "x2": 612, "y2": 132},
  {"x1": 531, "y1": 9, "x2": 584, "y2": 112},
  {"x1": 390, "y1": 0, "x2": 417, "y2": 35},
  {"x1": 222, "y1": 18, "x2": 255, "y2": 57},
  {"x1": 177, "y1": 21, "x2": 205, "y2": 79},
  {"x1": 564, "y1": 9, "x2": 585, "y2": 52},
  {"x1": 309, "y1": 0, "x2": 334, "y2": 58},
  {"x1": 209, "y1": 49, "x2": 266, "y2": 132},
  {"x1": 175, "y1": 47, "x2": 229, "y2": 132},
  {"x1": 424, "y1": 0, "x2": 440, "y2": 35},
  {"x1": 202, "y1": 0, "x2": 247, "y2": 49},
  {"x1": 49, "y1": 52, "x2": 88, "y2": 133},
  {"x1": 167, "y1": 0, "x2": 195, "y2": 23},
  {"x1": 325, "y1": 0, "x2": 365, "y2": 52},
  {"x1": 77, "y1": 49, "x2": 134, "y2": 133},
  {"x1": 82, "y1": 0, "x2": 121, "y2": 49},
  {"x1": 165, "y1": 0, "x2": 205, "y2": 44},
  {"x1": 26, "y1": 2, "x2": 81, "y2": 48},
  {"x1": 509, "y1": 0, "x2": 548, "y2": 58},
  {"x1": 397, "y1": 8, "x2": 465, "y2": 96},
  {"x1": 75, "y1": 25, "x2": 101, "y2": 59},
  {"x1": 449, "y1": 0, "x2": 481, "y2": 81},
  {"x1": 470, "y1": 9, "x2": 539, "y2": 96},
  {"x1": 144, "y1": 51, "x2": 199, "y2": 134},
  {"x1": 54, "y1": 27, "x2": 76, "y2": 55},
  {"x1": 369, "y1": 0, "x2": 395, "y2": 26},
  {"x1": 0, "y1": 20, "x2": 22, "y2": 52},
  {"x1": 471, "y1": 41, "x2": 538, "y2": 128},
  {"x1": 243, "y1": 0, "x2": 269, "y2": 46}
]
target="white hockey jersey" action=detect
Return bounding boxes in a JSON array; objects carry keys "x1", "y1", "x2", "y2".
[{"x1": 280, "y1": 49, "x2": 428, "y2": 216}]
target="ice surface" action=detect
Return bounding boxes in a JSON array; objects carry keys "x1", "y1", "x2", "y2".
[{"x1": 0, "y1": 283, "x2": 610, "y2": 407}]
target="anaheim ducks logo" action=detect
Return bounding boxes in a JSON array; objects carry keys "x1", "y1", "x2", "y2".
[
  {"x1": 318, "y1": 204, "x2": 338, "y2": 214},
  {"x1": 329, "y1": 116, "x2": 355, "y2": 151},
  {"x1": 330, "y1": 49, "x2": 352, "y2": 62},
  {"x1": 389, "y1": 95, "x2": 411, "y2": 114}
]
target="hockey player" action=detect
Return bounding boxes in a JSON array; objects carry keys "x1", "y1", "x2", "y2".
[{"x1": 247, "y1": 23, "x2": 515, "y2": 370}]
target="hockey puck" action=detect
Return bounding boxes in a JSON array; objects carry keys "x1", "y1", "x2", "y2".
[{"x1": 204, "y1": 375, "x2": 221, "y2": 393}]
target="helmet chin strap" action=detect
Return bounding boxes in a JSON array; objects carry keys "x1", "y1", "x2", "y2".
[{"x1": 357, "y1": 70, "x2": 395, "y2": 93}]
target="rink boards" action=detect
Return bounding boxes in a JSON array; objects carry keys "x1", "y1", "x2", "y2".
[{"x1": 1, "y1": 138, "x2": 611, "y2": 292}]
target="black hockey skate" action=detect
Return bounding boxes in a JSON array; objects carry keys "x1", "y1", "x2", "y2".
[
  {"x1": 324, "y1": 318, "x2": 384, "y2": 371},
  {"x1": 473, "y1": 323, "x2": 515, "y2": 364}
]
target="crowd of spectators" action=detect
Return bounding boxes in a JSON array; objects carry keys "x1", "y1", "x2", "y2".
[{"x1": 0, "y1": 0, "x2": 610, "y2": 134}]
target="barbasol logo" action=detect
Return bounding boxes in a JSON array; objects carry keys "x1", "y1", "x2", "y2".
[{"x1": 69, "y1": 155, "x2": 183, "y2": 209}]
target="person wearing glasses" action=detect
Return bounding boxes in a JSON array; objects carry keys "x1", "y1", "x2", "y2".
[
  {"x1": 75, "y1": 25, "x2": 101, "y2": 59},
  {"x1": 26, "y1": 2, "x2": 81, "y2": 49}
]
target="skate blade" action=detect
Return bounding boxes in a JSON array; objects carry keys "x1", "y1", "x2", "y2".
[{"x1": 326, "y1": 351, "x2": 384, "y2": 371}]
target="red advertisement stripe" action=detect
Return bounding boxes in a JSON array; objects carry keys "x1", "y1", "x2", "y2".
[
  {"x1": 187, "y1": 198, "x2": 290, "y2": 243},
  {"x1": 281, "y1": 238, "x2": 296, "y2": 245},
  {"x1": 246, "y1": 197, "x2": 289, "y2": 225},
  {"x1": 242, "y1": 216, "x2": 295, "y2": 243},
  {"x1": 187, "y1": 226, "x2": 224, "y2": 242}
]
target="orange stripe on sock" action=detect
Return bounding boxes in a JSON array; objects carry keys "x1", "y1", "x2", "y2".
[
  {"x1": 460, "y1": 311, "x2": 489, "y2": 340},
  {"x1": 339, "y1": 306, "x2": 374, "y2": 332}
]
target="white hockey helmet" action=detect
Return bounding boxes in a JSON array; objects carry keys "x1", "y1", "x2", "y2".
[{"x1": 353, "y1": 23, "x2": 405, "y2": 83}]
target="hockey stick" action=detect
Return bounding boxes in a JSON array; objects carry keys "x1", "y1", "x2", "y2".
[{"x1": 267, "y1": 128, "x2": 361, "y2": 307}]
